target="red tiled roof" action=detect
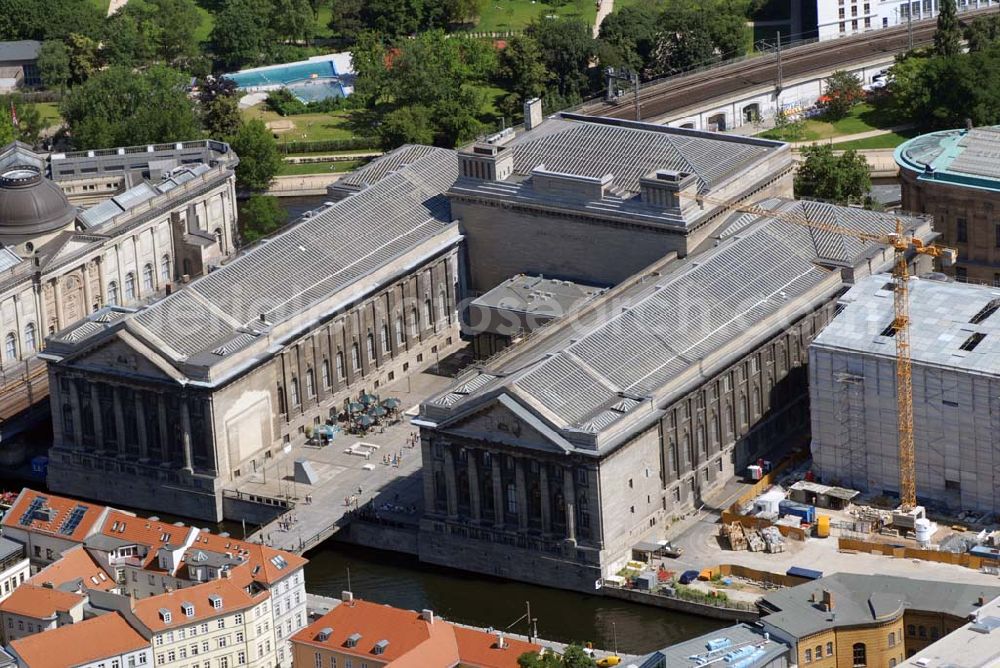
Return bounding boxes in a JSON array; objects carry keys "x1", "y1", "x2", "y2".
[
  {"x1": 291, "y1": 600, "x2": 542, "y2": 667},
  {"x1": 453, "y1": 625, "x2": 540, "y2": 668},
  {"x1": 9, "y1": 612, "x2": 148, "y2": 668},
  {"x1": 0, "y1": 584, "x2": 84, "y2": 619},
  {"x1": 1, "y1": 489, "x2": 105, "y2": 543},
  {"x1": 99, "y1": 510, "x2": 197, "y2": 572},
  {"x1": 29, "y1": 545, "x2": 115, "y2": 592},
  {"x1": 132, "y1": 578, "x2": 263, "y2": 632}
]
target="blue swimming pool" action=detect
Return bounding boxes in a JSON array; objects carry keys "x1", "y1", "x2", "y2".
[
  {"x1": 228, "y1": 60, "x2": 337, "y2": 88},
  {"x1": 286, "y1": 79, "x2": 346, "y2": 102}
]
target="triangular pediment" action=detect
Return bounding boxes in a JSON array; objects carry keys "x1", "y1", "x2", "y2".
[
  {"x1": 66, "y1": 332, "x2": 184, "y2": 383},
  {"x1": 438, "y1": 393, "x2": 573, "y2": 454}
]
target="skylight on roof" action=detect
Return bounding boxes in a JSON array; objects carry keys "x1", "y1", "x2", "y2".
[{"x1": 971, "y1": 298, "x2": 1000, "y2": 325}]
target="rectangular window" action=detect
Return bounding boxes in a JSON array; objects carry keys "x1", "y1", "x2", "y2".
[{"x1": 957, "y1": 217, "x2": 968, "y2": 243}]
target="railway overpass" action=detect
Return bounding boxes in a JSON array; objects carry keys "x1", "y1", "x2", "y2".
[{"x1": 576, "y1": 5, "x2": 998, "y2": 131}]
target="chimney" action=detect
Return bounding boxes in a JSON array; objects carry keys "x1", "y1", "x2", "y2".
[
  {"x1": 822, "y1": 589, "x2": 834, "y2": 612},
  {"x1": 458, "y1": 143, "x2": 514, "y2": 182},
  {"x1": 420, "y1": 609, "x2": 434, "y2": 624},
  {"x1": 639, "y1": 170, "x2": 700, "y2": 218},
  {"x1": 524, "y1": 98, "x2": 543, "y2": 131},
  {"x1": 979, "y1": 596, "x2": 987, "y2": 606},
  {"x1": 341, "y1": 590, "x2": 353, "y2": 603},
  {"x1": 496, "y1": 631, "x2": 506, "y2": 649}
]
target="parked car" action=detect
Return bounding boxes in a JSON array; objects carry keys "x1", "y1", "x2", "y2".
[
  {"x1": 679, "y1": 569, "x2": 700, "y2": 585},
  {"x1": 661, "y1": 542, "x2": 684, "y2": 558}
]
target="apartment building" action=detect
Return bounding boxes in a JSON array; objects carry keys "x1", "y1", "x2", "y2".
[
  {"x1": 0, "y1": 540, "x2": 27, "y2": 604},
  {"x1": 292, "y1": 596, "x2": 541, "y2": 668},
  {"x1": 7, "y1": 612, "x2": 152, "y2": 668}
]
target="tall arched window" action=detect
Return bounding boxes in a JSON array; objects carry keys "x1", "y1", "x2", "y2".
[
  {"x1": 438, "y1": 287, "x2": 448, "y2": 322},
  {"x1": 214, "y1": 228, "x2": 223, "y2": 247},
  {"x1": 23, "y1": 323, "x2": 36, "y2": 354},
  {"x1": 160, "y1": 255, "x2": 171, "y2": 282},
  {"x1": 4, "y1": 333, "x2": 16, "y2": 361},
  {"x1": 107, "y1": 281, "x2": 119, "y2": 306},
  {"x1": 321, "y1": 359, "x2": 330, "y2": 388},
  {"x1": 351, "y1": 343, "x2": 360, "y2": 371},
  {"x1": 305, "y1": 368, "x2": 314, "y2": 398},
  {"x1": 852, "y1": 642, "x2": 866, "y2": 667},
  {"x1": 366, "y1": 332, "x2": 375, "y2": 360},
  {"x1": 142, "y1": 264, "x2": 154, "y2": 291},
  {"x1": 506, "y1": 482, "x2": 517, "y2": 514},
  {"x1": 380, "y1": 324, "x2": 389, "y2": 353},
  {"x1": 124, "y1": 272, "x2": 136, "y2": 301},
  {"x1": 182, "y1": 258, "x2": 191, "y2": 276},
  {"x1": 290, "y1": 377, "x2": 300, "y2": 406},
  {"x1": 410, "y1": 307, "x2": 419, "y2": 337},
  {"x1": 336, "y1": 352, "x2": 344, "y2": 379},
  {"x1": 396, "y1": 315, "x2": 405, "y2": 345},
  {"x1": 423, "y1": 298, "x2": 432, "y2": 325}
]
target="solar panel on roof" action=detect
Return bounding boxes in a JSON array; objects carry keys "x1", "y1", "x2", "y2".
[
  {"x1": 58, "y1": 504, "x2": 89, "y2": 535},
  {"x1": 18, "y1": 496, "x2": 46, "y2": 526}
]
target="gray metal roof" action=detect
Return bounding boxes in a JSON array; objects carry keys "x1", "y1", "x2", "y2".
[
  {"x1": 330, "y1": 144, "x2": 443, "y2": 197},
  {"x1": 900, "y1": 594, "x2": 1000, "y2": 667},
  {"x1": 760, "y1": 574, "x2": 1000, "y2": 640},
  {"x1": 506, "y1": 114, "x2": 782, "y2": 193},
  {"x1": 0, "y1": 41, "x2": 40, "y2": 63},
  {"x1": 425, "y1": 199, "x2": 924, "y2": 442},
  {"x1": 77, "y1": 165, "x2": 213, "y2": 229},
  {"x1": 811, "y1": 275, "x2": 1000, "y2": 376},
  {"x1": 643, "y1": 623, "x2": 789, "y2": 668},
  {"x1": 92, "y1": 146, "x2": 459, "y2": 370},
  {"x1": 0, "y1": 536, "x2": 24, "y2": 562}
]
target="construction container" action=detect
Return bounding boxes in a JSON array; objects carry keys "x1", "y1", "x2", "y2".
[
  {"x1": 779, "y1": 500, "x2": 816, "y2": 524},
  {"x1": 786, "y1": 566, "x2": 823, "y2": 580},
  {"x1": 635, "y1": 572, "x2": 657, "y2": 591},
  {"x1": 747, "y1": 464, "x2": 763, "y2": 481},
  {"x1": 816, "y1": 515, "x2": 830, "y2": 538}
]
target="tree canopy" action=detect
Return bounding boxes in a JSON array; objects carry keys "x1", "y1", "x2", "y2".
[
  {"x1": 229, "y1": 118, "x2": 283, "y2": 191},
  {"x1": 238, "y1": 194, "x2": 288, "y2": 243},
  {"x1": 37, "y1": 40, "x2": 71, "y2": 92},
  {"x1": 104, "y1": 0, "x2": 202, "y2": 67},
  {"x1": 60, "y1": 66, "x2": 201, "y2": 150},
  {"x1": 934, "y1": 0, "x2": 962, "y2": 57},
  {"x1": 794, "y1": 144, "x2": 871, "y2": 205},
  {"x1": 819, "y1": 70, "x2": 863, "y2": 120}
]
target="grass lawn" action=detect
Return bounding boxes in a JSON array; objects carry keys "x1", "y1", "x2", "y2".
[
  {"x1": 471, "y1": 0, "x2": 597, "y2": 33},
  {"x1": 313, "y1": 4, "x2": 334, "y2": 39},
  {"x1": 194, "y1": 5, "x2": 215, "y2": 43},
  {"x1": 759, "y1": 103, "x2": 897, "y2": 142},
  {"x1": 830, "y1": 130, "x2": 919, "y2": 151},
  {"x1": 242, "y1": 107, "x2": 360, "y2": 143},
  {"x1": 277, "y1": 160, "x2": 365, "y2": 176},
  {"x1": 34, "y1": 102, "x2": 62, "y2": 129}
]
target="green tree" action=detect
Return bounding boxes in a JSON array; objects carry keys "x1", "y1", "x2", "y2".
[
  {"x1": 819, "y1": 70, "x2": 863, "y2": 120},
  {"x1": 66, "y1": 33, "x2": 101, "y2": 85},
  {"x1": 210, "y1": 0, "x2": 274, "y2": 70},
  {"x1": 561, "y1": 646, "x2": 597, "y2": 668},
  {"x1": 0, "y1": 0, "x2": 103, "y2": 42},
  {"x1": 655, "y1": 1, "x2": 718, "y2": 74},
  {"x1": 272, "y1": 0, "x2": 315, "y2": 43},
  {"x1": 526, "y1": 17, "x2": 596, "y2": 102},
  {"x1": 111, "y1": 0, "x2": 202, "y2": 64},
  {"x1": 965, "y1": 15, "x2": 1000, "y2": 52},
  {"x1": 770, "y1": 108, "x2": 805, "y2": 142},
  {"x1": 238, "y1": 194, "x2": 288, "y2": 243},
  {"x1": 61, "y1": 66, "x2": 201, "y2": 149},
  {"x1": 935, "y1": 0, "x2": 962, "y2": 56},
  {"x1": 36, "y1": 40, "x2": 70, "y2": 91},
  {"x1": 199, "y1": 77, "x2": 243, "y2": 138},
  {"x1": 2, "y1": 95, "x2": 43, "y2": 145},
  {"x1": 328, "y1": 0, "x2": 364, "y2": 45},
  {"x1": 598, "y1": 5, "x2": 659, "y2": 72},
  {"x1": 378, "y1": 105, "x2": 435, "y2": 148},
  {"x1": 229, "y1": 119, "x2": 282, "y2": 191},
  {"x1": 349, "y1": 31, "x2": 391, "y2": 109},
  {"x1": 516, "y1": 646, "x2": 595, "y2": 668},
  {"x1": 0, "y1": 107, "x2": 14, "y2": 145},
  {"x1": 496, "y1": 34, "x2": 551, "y2": 121},
  {"x1": 360, "y1": 0, "x2": 423, "y2": 37},
  {"x1": 794, "y1": 144, "x2": 871, "y2": 205}
]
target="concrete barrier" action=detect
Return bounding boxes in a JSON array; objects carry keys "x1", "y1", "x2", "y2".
[
  {"x1": 266, "y1": 173, "x2": 344, "y2": 197},
  {"x1": 838, "y1": 537, "x2": 986, "y2": 570}
]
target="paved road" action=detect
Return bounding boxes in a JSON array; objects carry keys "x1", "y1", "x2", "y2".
[
  {"x1": 593, "y1": 0, "x2": 614, "y2": 39},
  {"x1": 576, "y1": 5, "x2": 999, "y2": 122}
]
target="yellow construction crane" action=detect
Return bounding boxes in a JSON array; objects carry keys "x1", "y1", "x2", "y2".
[{"x1": 682, "y1": 194, "x2": 956, "y2": 512}]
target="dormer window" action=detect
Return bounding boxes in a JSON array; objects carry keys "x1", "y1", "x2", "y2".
[
  {"x1": 182, "y1": 602, "x2": 194, "y2": 617},
  {"x1": 345, "y1": 633, "x2": 361, "y2": 648},
  {"x1": 373, "y1": 640, "x2": 389, "y2": 655},
  {"x1": 159, "y1": 608, "x2": 172, "y2": 623},
  {"x1": 209, "y1": 594, "x2": 222, "y2": 610}
]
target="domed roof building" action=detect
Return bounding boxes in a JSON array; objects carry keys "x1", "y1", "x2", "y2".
[{"x1": 0, "y1": 165, "x2": 77, "y2": 250}]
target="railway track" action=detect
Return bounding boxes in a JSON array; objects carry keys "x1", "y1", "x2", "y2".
[{"x1": 577, "y1": 5, "x2": 999, "y2": 122}]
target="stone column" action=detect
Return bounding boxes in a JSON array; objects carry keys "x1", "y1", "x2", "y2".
[
  {"x1": 53, "y1": 279, "x2": 65, "y2": 332},
  {"x1": 68, "y1": 381, "x2": 84, "y2": 448},
  {"x1": 491, "y1": 457, "x2": 504, "y2": 527},
  {"x1": 420, "y1": 438, "x2": 436, "y2": 514},
  {"x1": 157, "y1": 394, "x2": 169, "y2": 463},
  {"x1": 515, "y1": 458, "x2": 528, "y2": 531},
  {"x1": 539, "y1": 464, "x2": 551, "y2": 535},
  {"x1": 134, "y1": 393, "x2": 148, "y2": 460},
  {"x1": 112, "y1": 386, "x2": 127, "y2": 457},
  {"x1": 49, "y1": 375, "x2": 64, "y2": 445},
  {"x1": 443, "y1": 446, "x2": 458, "y2": 519},
  {"x1": 563, "y1": 467, "x2": 576, "y2": 544},
  {"x1": 82, "y1": 262, "x2": 93, "y2": 312},
  {"x1": 90, "y1": 385, "x2": 104, "y2": 450},
  {"x1": 467, "y1": 451, "x2": 481, "y2": 523},
  {"x1": 180, "y1": 399, "x2": 194, "y2": 471}
]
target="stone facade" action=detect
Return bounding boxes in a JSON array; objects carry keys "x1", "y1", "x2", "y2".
[
  {"x1": 417, "y1": 303, "x2": 830, "y2": 591},
  {"x1": 0, "y1": 141, "x2": 238, "y2": 454}
]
